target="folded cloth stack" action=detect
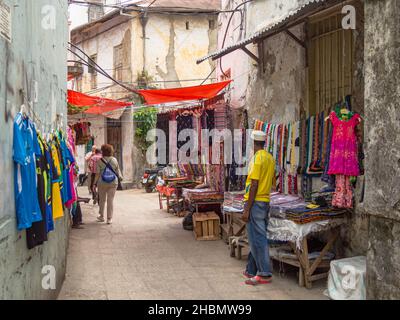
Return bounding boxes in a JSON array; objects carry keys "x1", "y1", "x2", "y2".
[
  {"x1": 188, "y1": 191, "x2": 224, "y2": 203},
  {"x1": 285, "y1": 207, "x2": 347, "y2": 224}
]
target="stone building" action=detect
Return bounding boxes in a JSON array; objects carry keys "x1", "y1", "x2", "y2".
[
  {"x1": 69, "y1": 0, "x2": 220, "y2": 187},
  {"x1": 0, "y1": 0, "x2": 68, "y2": 299},
  {"x1": 198, "y1": 0, "x2": 400, "y2": 299}
]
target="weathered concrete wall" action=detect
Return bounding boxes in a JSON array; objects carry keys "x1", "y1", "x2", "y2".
[
  {"x1": 246, "y1": 23, "x2": 307, "y2": 123},
  {"x1": 74, "y1": 19, "x2": 132, "y2": 96},
  {"x1": 146, "y1": 13, "x2": 218, "y2": 88},
  {"x1": 218, "y1": 0, "x2": 251, "y2": 109},
  {"x1": 364, "y1": 0, "x2": 400, "y2": 299},
  {"x1": 0, "y1": 0, "x2": 68, "y2": 299}
]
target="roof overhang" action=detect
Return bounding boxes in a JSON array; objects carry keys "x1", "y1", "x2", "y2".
[{"x1": 197, "y1": 0, "x2": 349, "y2": 64}]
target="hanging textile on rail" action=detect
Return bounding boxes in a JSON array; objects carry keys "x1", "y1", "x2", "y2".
[{"x1": 72, "y1": 122, "x2": 92, "y2": 145}]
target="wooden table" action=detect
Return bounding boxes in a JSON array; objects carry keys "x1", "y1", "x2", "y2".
[
  {"x1": 284, "y1": 227, "x2": 340, "y2": 289},
  {"x1": 157, "y1": 178, "x2": 198, "y2": 215},
  {"x1": 226, "y1": 215, "x2": 342, "y2": 289}
]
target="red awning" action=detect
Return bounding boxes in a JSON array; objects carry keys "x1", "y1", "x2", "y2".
[
  {"x1": 137, "y1": 80, "x2": 232, "y2": 105},
  {"x1": 67, "y1": 90, "x2": 132, "y2": 115}
]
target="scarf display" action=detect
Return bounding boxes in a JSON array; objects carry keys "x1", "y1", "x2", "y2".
[{"x1": 253, "y1": 100, "x2": 363, "y2": 209}]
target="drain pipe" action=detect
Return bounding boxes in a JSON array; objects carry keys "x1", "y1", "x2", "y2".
[{"x1": 139, "y1": 10, "x2": 149, "y2": 74}]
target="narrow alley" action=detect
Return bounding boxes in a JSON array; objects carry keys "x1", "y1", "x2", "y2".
[
  {"x1": 1, "y1": 0, "x2": 400, "y2": 304},
  {"x1": 59, "y1": 188, "x2": 325, "y2": 300}
]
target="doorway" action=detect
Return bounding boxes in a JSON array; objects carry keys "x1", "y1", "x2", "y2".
[{"x1": 107, "y1": 118, "x2": 123, "y2": 171}]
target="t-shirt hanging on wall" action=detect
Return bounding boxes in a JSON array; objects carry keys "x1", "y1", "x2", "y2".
[{"x1": 13, "y1": 113, "x2": 43, "y2": 230}]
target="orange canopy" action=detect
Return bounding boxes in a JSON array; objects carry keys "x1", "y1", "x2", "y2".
[
  {"x1": 67, "y1": 90, "x2": 132, "y2": 115},
  {"x1": 137, "y1": 80, "x2": 232, "y2": 105}
]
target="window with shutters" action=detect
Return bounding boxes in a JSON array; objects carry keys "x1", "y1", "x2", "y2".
[
  {"x1": 307, "y1": 11, "x2": 354, "y2": 115},
  {"x1": 113, "y1": 44, "x2": 124, "y2": 82}
]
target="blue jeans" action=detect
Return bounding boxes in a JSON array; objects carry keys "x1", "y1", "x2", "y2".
[{"x1": 245, "y1": 201, "x2": 272, "y2": 277}]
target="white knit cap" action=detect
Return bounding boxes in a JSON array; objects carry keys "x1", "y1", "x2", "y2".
[{"x1": 251, "y1": 130, "x2": 266, "y2": 142}]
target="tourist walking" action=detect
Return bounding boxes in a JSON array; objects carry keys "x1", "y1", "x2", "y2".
[
  {"x1": 88, "y1": 148, "x2": 102, "y2": 204},
  {"x1": 94, "y1": 144, "x2": 123, "y2": 225},
  {"x1": 84, "y1": 146, "x2": 97, "y2": 193}
]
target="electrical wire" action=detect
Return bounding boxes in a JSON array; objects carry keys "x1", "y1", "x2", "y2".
[
  {"x1": 219, "y1": 0, "x2": 253, "y2": 78},
  {"x1": 68, "y1": 43, "x2": 138, "y2": 93}
]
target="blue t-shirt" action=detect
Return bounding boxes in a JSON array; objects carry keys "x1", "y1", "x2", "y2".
[
  {"x1": 13, "y1": 113, "x2": 43, "y2": 230},
  {"x1": 60, "y1": 136, "x2": 75, "y2": 204},
  {"x1": 44, "y1": 147, "x2": 55, "y2": 233}
]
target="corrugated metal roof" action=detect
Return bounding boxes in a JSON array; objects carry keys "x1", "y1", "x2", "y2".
[{"x1": 196, "y1": 0, "x2": 346, "y2": 64}]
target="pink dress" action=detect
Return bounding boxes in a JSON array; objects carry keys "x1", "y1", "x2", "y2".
[{"x1": 327, "y1": 112, "x2": 360, "y2": 176}]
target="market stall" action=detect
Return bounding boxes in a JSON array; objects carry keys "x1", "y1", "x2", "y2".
[
  {"x1": 222, "y1": 98, "x2": 363, "y2": 288},
  {"x1": 145, "y1": 82, "x2": 232, "y2": 219}
]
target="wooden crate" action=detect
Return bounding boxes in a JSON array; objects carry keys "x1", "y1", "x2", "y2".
[{"x1": 193, "y1": 212, "x2": 220, "y2": 241}]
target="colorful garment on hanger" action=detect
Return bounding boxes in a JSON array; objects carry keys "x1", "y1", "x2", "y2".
[
  {"x1": 332, "y1": 175, "x2": 353, "y2": 208},
  {"x1": 13, "y1": 113, "x2": 43, "y2": 230},
  {"x1": 26, "y1": 135, "x2": 49, "y2": 249},
  {"x1": 50, "y1": 142, "x2": 64, "y2": 220},
  {"x1": 43, "y1": 141, "x2": 55, "y2": 233},
  {"x1": 328, "y1": 112, "x2": 361, "y2": 176}
]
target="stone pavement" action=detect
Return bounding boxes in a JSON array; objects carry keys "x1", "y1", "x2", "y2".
[{"x1": 58, "y1": 188, "x2": 327, "y2": 300}]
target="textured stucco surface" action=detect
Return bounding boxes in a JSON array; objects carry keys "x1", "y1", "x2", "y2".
[
  {"x1": 0, "y1": 0, "x2": 69, "y2": 299},
  {"x1": 364, "y1": 0, "x2": 400, "y2": 299},
  {"x1": 246, "y1": 23, "x2": 306, "y2": 124}
]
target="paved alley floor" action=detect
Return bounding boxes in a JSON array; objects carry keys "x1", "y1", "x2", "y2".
[{"x1": 58, "y1": 188, "x2": 327, "y2": 300}]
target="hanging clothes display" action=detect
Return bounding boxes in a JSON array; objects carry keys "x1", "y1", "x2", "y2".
[
  {"x1": 26, "y1": 135, "x2": 50, "y2": 249},
  {"x1": 332, "y1": 175, "x2": 353, "y2": 208},
  {"x1": 13, "y1": 113, "x2": 43, "y2": 230},
  {"x1": 72, "y1": 122, "x2": 92, "y2": 145},
  {"x1": 13, "y1": 112, "x2": 78, "y2": 249},
  {"x1": 253, "y1": 98, "x2": 363, "y2": 209},
  {"x1": 327, "y1": 112, "x2": 361, "y2": 176}
]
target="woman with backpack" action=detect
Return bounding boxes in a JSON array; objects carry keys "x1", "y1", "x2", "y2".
[{"x1": 94, "y1": 144, "x2": 123, "y2": 224}]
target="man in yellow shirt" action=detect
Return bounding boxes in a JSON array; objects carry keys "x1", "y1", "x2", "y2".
[{"x1": 242, "y1": 130, "x2": 275, "y2": 285}]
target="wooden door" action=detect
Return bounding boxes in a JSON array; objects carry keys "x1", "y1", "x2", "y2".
[{"x1": 107, "y1": 119, "x2": 123, "y2": 170}]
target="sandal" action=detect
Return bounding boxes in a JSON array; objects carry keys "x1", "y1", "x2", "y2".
[
  {"x1": 243, "y1": 271, "x2": 254, "y2": 279},
  {"x1": 245, "y1": 275, "x2": 272, "y2": 286}
]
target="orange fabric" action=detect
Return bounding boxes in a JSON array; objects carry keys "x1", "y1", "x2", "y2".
[
  {"x1": 67, "y1": 90, "x2": 132, "y2": 115},
  {"x1": 138, "y1": 81, "x2": 232, "y2": 105}
]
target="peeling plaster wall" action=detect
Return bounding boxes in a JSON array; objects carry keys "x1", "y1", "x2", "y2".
[
  {"x1": 218, "y1": 0, "x2": 251, "y2": 109},
  {"x1": 0, "y1": 0, "x2": 68, "y2": 299},
  {"x1": 76, "y1": 21, "x2": 132, "y2": 97},
  {"x1": 246, "y1": 23, "x2": 306, "y2": 123},
  {"x1": 364, "y1": 0, "x2": 400, "y2": 299},
  {"x1": 146, "y1": 13, "x2": 217, "y2": 89}
]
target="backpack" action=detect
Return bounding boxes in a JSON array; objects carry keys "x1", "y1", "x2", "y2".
[{"x1": 101, "y1": 158, "x2": 117, "y2": 183}]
